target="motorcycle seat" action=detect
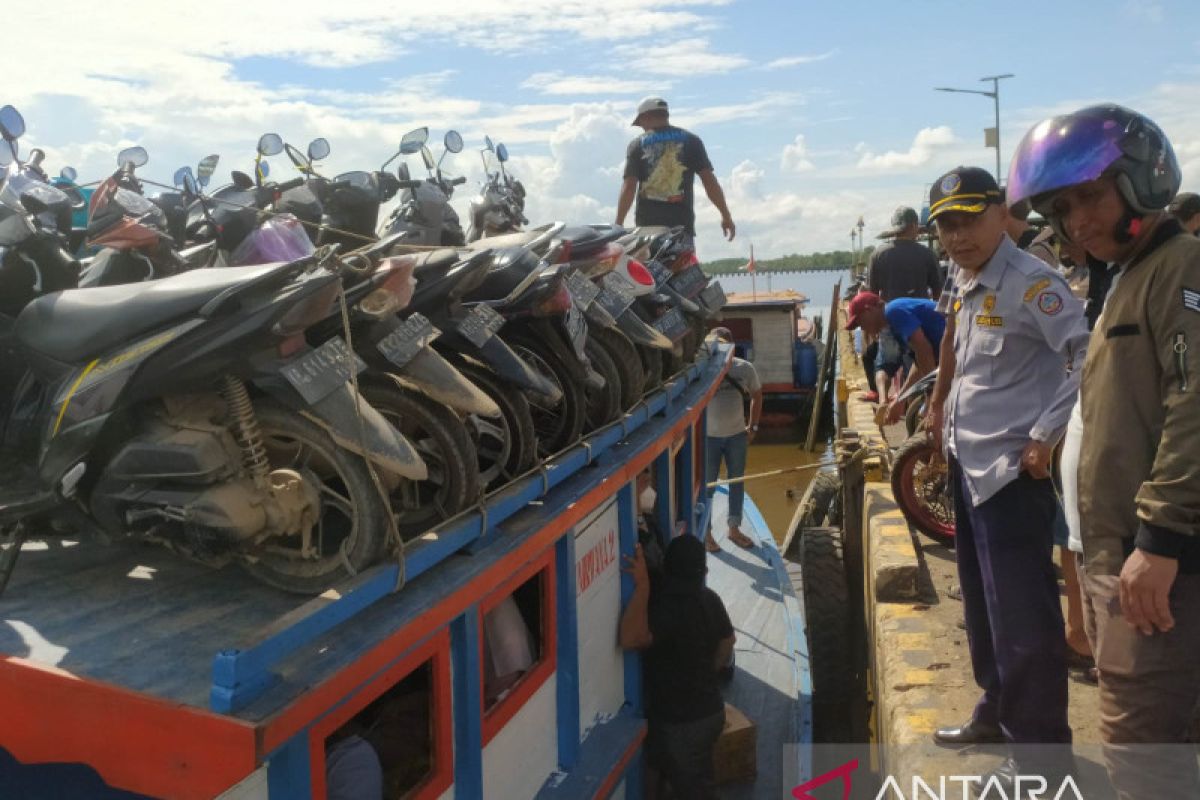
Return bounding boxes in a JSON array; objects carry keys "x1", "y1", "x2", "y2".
[
  {"x1": 411, "y1": 248, "x2": 462, "y2": 281},
  {"x1": 16, "y1": 262, "x2": 294, "y2": 364},
  {"x1": 463, "y1": 230, "x2": 541, "y2": 250}
]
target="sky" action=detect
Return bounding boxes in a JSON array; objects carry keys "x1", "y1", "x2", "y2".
[{"x1": 6, "y1": 0, "x2": 1200, "y2": 260}]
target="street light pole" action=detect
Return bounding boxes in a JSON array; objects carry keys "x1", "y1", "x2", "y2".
[{"x1": 934, "y1": 73, "x2": 1013, "y2": 183}]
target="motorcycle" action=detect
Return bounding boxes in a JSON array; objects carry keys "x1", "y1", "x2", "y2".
[
  {"x1": 378, "y1": 127, "x2": 467, "y2": 246},
  {"x1": 467, "y1": 137, "x2": 525, "y2": 242},
  {"x1": 0, "y1": 107, "x2": 426, "y2": 595},
  {"x1": 889, "y1": 370, "x2": 955, "y2": 543}
]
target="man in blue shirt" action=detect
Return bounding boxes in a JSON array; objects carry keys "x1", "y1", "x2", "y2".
[{"x1": 846, "y1": 291, "x2": 944, "y2": 423}]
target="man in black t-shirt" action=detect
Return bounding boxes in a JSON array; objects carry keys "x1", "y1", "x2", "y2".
[
  {"x1": 616, "y1": 96, "x2": 735, "y2": 246},
  {"x1": 620, "y1": 534, "x2": 735, "y2": 799}
]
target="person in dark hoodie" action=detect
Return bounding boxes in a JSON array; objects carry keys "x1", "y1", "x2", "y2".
[{"x1": 619, "y1": 534, "x2": 735, "y2": 799}]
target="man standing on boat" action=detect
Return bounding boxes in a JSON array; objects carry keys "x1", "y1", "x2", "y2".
[
  {"x1": 923, "y1": 166, "x2": 1089, "y2": 790},
  {"x1": 616, "y1": 97, "x2": 736, "y2": 248},
  {"x1": 1008, "y1": 105, "x2": 1200, "y2": 800},
  {"x1": 704, "y1": 328, "x2": 761, "y2": 551}
]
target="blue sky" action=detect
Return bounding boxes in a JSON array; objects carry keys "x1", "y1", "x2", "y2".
[{"x1": 7, "y1": 0, "x2": 1199, "y2": 258}]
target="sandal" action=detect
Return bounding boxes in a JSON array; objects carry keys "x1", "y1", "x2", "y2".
[
  {"x1": 728, "y1": 530, "x2": 756, "y2": 549},
  {"x1": 704, "y1": 531, "x2": 721, "y2": 553}
]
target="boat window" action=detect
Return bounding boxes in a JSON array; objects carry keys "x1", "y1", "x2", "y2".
[
  {"x1": 479, "y1": 555, "x2": 556, "y2": 740},
  {"x1": 315, "y1": 636, "x2": 453, "y2": 800}
]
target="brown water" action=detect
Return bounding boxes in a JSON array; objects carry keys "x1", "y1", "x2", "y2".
[{"x1": 741, "y1": 428, "x2": 828, "y2": 545}]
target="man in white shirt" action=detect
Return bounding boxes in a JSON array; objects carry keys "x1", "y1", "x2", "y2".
[{"x1": 705, "y1": 328, "x2": 762, "y2": 551}]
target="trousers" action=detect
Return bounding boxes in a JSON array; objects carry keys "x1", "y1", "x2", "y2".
[
  {"x1": 952, "y1": 462, "x2": 1071, "y2": 747},
  {"x1": 706, "y1": 433, "x2": 748, "y2": 527}
]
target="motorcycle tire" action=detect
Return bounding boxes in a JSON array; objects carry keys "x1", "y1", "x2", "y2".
[
  {"x1": 590, "y1": 326, "x2": 644, "y2": 410},
  {"x1": 240, "y1": 400, "x2": 389, "y2": 595},
  {"x1": 904, "y1": 398, "x2": 925, "y2": 438},
  {"x1": 637, "y1": 345, "x2": 664, "y2": 393},
  {"x1": 359, "y1": 379, "x2": 479, "y2": 538},
  {"x1": 453, "y1": 360, "x2": 537, "y2": 490},
  {"x1": 504, "y1": 330, "x2": 587, "y2": 457},
  {"x1": 583, "y1": 338, "x2": 622, "y2": 432},
  {"x1": 681, "y1": 315, "x2": 706, "y2": 363},
  {"x1": 891, "y1": 433, "x2": 956, "y2": 544}
]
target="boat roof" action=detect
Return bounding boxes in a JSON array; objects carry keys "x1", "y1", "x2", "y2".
[{"x1": 723, "y1": 290, "x2": 809, "y2": 310}]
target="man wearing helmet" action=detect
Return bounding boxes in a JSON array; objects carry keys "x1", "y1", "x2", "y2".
[
  {"x1": 1008, "y1": 104, "x2": 1200, "y2": 799},
  {"x1": 922, "y1": 165, "x2": 1089, "y2": 790}
]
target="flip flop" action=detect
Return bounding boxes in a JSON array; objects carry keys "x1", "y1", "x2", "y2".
[
  {"x1": 704, "y1": 532, "x2": 721, "y2": 553},
  {"x1": 728, "y1": 530, "x2": 756, "y2": 549}
]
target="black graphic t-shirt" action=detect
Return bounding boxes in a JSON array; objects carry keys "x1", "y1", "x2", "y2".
[{"x1": 623, "y1": 126, "x2": 713, "y2": 234}]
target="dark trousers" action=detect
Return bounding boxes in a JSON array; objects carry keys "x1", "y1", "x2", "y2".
[
  {"x1": 952, "y1": 462, "x2": 1071, "y2": 746},
  {"x1": 863, "y1": 340, "x2": 879, "y2": 394},
  {"x1": 648, "y1": 708, "x2": 726, "y2": 799}
]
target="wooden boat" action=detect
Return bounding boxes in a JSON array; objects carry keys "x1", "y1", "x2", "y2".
[{"x1": 0, "y1": 343, "x2": 813, "y2": 799}]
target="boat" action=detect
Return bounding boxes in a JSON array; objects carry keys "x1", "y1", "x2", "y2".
[
  {"x1": 0, "y1": 341, "x2": 813, "y2": 799},
  {"x1": 716, "y1": 291, "x2": 821, "y2": 427}
]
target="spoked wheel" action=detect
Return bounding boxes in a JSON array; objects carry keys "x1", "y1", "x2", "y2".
[
  {"x1": 505, "y1": 333, "x2": 586, "y2": 457},
  {"x1": 359, "y1": 380, "x2": 478, "y2": 539},
  {"x1": 455, "y1": 360, "x2": 536, "y2": 491},
  {"x1": 891, "y1": 433, "x2": 956, "y2": 544},
  {"x1": 583, "y1": 337, "x2": 622, "y2": 432},
  {"x1": 240, "y1": 401, "x2": 389, "y2": 595}
]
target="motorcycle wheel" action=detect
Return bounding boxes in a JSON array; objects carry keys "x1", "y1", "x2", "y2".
[
  {"x1": 904, "y1": 398, "x2": 925, "y2": 438},
  {"x1": 583, "y1": 338, "x2": 622, "y2": 432},
  {"x1": 891, "y1": 433, "x2": 956, "y2": 544},
  {"x1": 455, "y1": 360, "x2": 537, "y2": 490},
  {"x1": 241, "y1": 401, "x2": 389, "y2": 595},
  {"x1": 590, "y1": 326, "x2": 644, "y2": 410},
  {"x1": 637, "y1": 345, "x2": 664, "y2": 393},
  {"x1": 505, "y1": 331, "x2": 587, "y2": 457},
  {"x1": 359, "y1": 379, "x2": 478, "y2": 538}
]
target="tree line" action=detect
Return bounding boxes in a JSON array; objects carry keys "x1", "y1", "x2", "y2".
[{"x1": 701, "y1": 246, "x2": 875, "y2": 275}]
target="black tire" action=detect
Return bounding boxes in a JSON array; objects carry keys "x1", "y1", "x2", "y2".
[
  {"x1": 799, "y1": 526, "x2": 853, "y2": 741},
  {"x1": 454, "y1": 360, "x2": 537, "y2": 490},
  {"x1": 359, "y1": 379, "x2": 478, "y2": 538},
  {"x1": 241, "y1": 401, "x2": 389, "y2": 595},
  {"x1": 504, "y1": 330, "x2": 587, "y2": 457},
  {"x1": 663, "y1": 345, "x2": 685, "y2": 379},
  {"x1": 891, "y1": 433, "x2": 956, "y2": 544},
  {"x1": 583, "y1": 338, "x2": 622, "y2": 432},
  {"x1": 637, "y1": 345, "x2": 664, "y2": 393},
  {"x1": 799, "y1": 469, "x2": 842, "y2": 528},
  {"x1": 904, "y1": 397, "x2": 925, "y2": 438},
  {"x1": 590, "y1": 326, "x2": 643, "y2": 410}
]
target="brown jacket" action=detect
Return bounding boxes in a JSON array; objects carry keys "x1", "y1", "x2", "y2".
[{"x1": 1078, "y1": 219, "x2": 1200, "y2": 575}]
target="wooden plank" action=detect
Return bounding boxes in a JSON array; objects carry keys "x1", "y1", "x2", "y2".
[{"x1": 804, "y1": 280, "x2": 842, "y2": 452}]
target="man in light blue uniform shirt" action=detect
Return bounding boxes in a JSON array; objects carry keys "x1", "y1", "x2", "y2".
[{"x1": 924, "y1": 167, "x2": 1090, "y2": 791}]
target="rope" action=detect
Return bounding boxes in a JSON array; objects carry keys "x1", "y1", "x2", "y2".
[{"x1": 705, "y1": 459, "x2": 836, "y2": 489}]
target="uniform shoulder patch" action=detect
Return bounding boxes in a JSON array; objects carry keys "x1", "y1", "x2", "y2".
[
  {"x1": 1037, "y1": 291, "x2": 1064, "y2": 316},
  {"x1": 1024, "y1": 278, "x2": 1052, "y2": 303},
  {"x1": 1183, "y1": 287, "x2": 1200, "y2": 314}
]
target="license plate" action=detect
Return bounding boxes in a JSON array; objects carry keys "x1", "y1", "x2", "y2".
[
  {"x1": 281, "y1": 336, "x2": 365, "y2": 405},
  {"x1": 565, "y1": 270, "x2": 600, "y2": 308},
  {"x1": 699, "y1": 281, "x2": 727, "y2": 311},
  {"x1": 668, "y1": 264, "x2": 707, "y2": 298},
  {"x1": 377, "y1": 313, "x2": 440, "y2": 368},
  {"x1": 652, "y1": 307, "x2": 689, "y2": 342},
  {"x1": 647, "y1": 259, "x2": 671, "y2": 285},
  {"x1": 564, "y1": 303, "x2": 588, "y2": 357},
  {"x1": 596, "y1": 273, "x2": 636, "y2": 317},
  {"x1": 457, "y1": 303, "x2": 505, "y2": 348}
]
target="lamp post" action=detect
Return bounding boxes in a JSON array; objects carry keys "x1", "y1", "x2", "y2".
[{"x1": 934, "y1": 73, "x2": 1013, "y2": 183}]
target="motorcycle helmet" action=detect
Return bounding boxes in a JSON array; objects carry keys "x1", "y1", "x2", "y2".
[{"x1": 1007, "y1": 104, "x2": 1180, "y2": 243}]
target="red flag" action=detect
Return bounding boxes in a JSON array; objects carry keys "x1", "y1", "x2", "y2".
[{"x1": 740, "y1": 244, "x2": 756, "y2": 273}]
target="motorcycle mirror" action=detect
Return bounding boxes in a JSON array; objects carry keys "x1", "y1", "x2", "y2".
[
  {"x1": 443, "y1": 130, "x2": 463, "y2": 154},
  {"x1": 483, "y1": 135, "x2": 495, "y2": 152},
  {"x1": 117, "y1": 146, "x2": 149, "y2": 168},
  {"x1": 182, "y1": 171, "x2": 198, "y2": 196},
  {"x1": 307, "y1": 137, "x2": 330, "y2": 161},
  {"x1": 173, "y1": 166, "x2": 192, "y2": 189},
  {"x1": 496, "y1": 143, "x2": 509, "y2": 163},
  {"x1": 420, "y1": 145, "x2": 435, "y2": 171},
  {"x1": 60, "y1": 166, "x2": 78, "y2": 183},
  {"x1": 258, "y1": 160, "x2": 271, "y2": 180},
  {"x1": 0, "y1": 105, "x2": 25, "y2": 141},
  {"x1": 257, "y1": 133, "x2": 284, "y2": 157},
  {"x1": 231, "y1": 170, "x2": 254, "y2": 190},
  {"x1": 399, "y1": 127, "x2": 429, "y2": 155},
  {"x1": 284, "y1": 142, "x2": 308, "y2": 169},
  {"x1": 197, "y1": 154, "x2": 219, "y2": 186}
]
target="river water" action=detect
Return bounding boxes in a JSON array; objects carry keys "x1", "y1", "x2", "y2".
[{"x1": 706, "y1": 269, "x2": 846, "y2": 544}]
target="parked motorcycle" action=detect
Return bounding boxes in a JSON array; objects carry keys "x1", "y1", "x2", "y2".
[
  {"x1": 467, "y1": 136, "x2": 525, "y2": 242},
  {"x1": 378, "y1": 128, "x2": 466, "y2": 246}
]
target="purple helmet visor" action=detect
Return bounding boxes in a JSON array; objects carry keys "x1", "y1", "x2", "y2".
[{"x1": 1006, "y1": 109, "x2": 1128, "y2": 207}]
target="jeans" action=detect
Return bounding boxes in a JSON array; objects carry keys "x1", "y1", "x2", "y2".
[{"x1": 706, "y1": 433, "x2": 748, "y2": 528}]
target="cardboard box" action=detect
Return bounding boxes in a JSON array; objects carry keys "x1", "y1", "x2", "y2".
[{"x1": 713, "y1": 702, "x2": 757, "y2": 784}]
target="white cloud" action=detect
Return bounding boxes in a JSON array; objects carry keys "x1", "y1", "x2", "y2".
[
  {"x1": 522, "y1": 72, "x2": 668, "y2": 96},
  {"x1": 855, "y1": 126, "x2": 958, "y2": 172},
  {"x1": 614, "y1": 38, "x2": 750, "y2": 77},
  {"x1": 763, "y1": 49, "x2": 839, "y2": 70},
  {"x1": 679, "y1": 92, "x2": 805, "y2": 126},
  {"x1": 780, "y1": 134, "x2": 815, "y2": 172}
]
